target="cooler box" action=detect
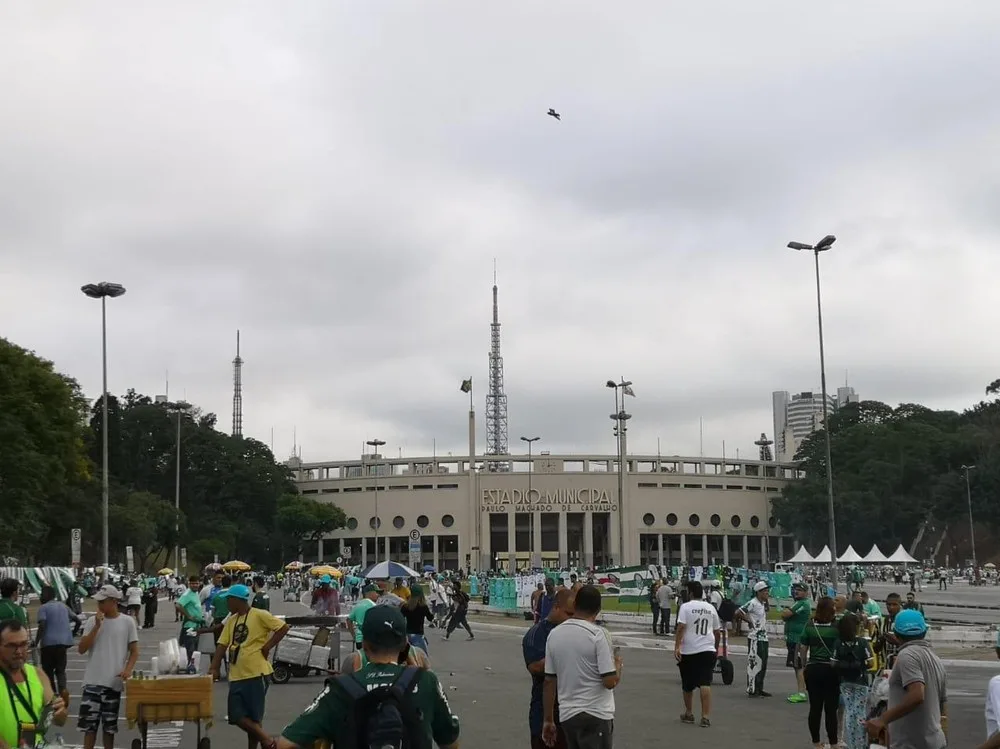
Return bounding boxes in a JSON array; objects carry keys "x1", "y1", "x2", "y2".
[{"x1": 307, "y1": 646, "x2": 331, "y2": 670}]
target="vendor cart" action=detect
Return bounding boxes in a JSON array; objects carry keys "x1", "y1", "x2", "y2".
[
  {"x1": 271, "y1": 615, "x2": 343, "y2": 684},
  {"x1": 125, "y1": 675, "x2": 213, "y2": 749}
]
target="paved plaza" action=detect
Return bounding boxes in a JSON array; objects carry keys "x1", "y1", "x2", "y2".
[{"x1": 48, "y1": 594, "x2": 992, "y2": 748}]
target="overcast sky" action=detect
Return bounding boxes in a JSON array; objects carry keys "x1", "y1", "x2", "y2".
[{"x1": 3, "y1": 3, "x2": 1000, "y2": 464}]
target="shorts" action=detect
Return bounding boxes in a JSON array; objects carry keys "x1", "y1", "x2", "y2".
[
  {"x1": 228, "y1": 675, "x2": 269, "y2": 725},
  {"x1": 78, "y1": 684, "x2": 122, "y2": 734},
  {"x1": 127, "y1": 605, "x2": 140, "y2": 616},
  {"x1": 677, "y1": 651, "x2": 716, "y2": 692},
  {"x1": 786, "y1": 642, "x2": 802, "y2": 669}
]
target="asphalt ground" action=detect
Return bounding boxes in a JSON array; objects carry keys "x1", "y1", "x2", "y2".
[{"x1": 48, "y1": 594, "x2": 995, "y2": 748}]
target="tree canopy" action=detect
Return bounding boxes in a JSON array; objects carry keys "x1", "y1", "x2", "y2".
[
  {"x1": 0, "y1": 339, "x2": 90, "y2": 560},
  {"x1": 772, "y1": 391, "x2": 1000, "y2": 564},
  {"x1": 0, "y1": 336, "x2": 345, "y2": 573}
]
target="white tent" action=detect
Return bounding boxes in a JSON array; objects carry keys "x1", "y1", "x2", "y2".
[
  {"x1": 887, "y1": 544, "x2": 919, "y2": 564},
  {"x1": 838, "y1": 545, "x2": 865, "y2": 563},
  {"x1": 786, "y1": 546, "x2": 816, "y2": 564},
  {"x1": 862, "y1": 545, "x2": 890, "y2": 564},
  {"x1": 813, "y1": 545, "x2": 833, "y2": 563}
]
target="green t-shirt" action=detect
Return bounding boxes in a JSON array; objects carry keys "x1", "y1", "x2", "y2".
[
  {"x1": 212, "y1": 589, "x2": 230, "y2": 623},
  {"x1": 800, "y1": 621, "x2": 839, "y2": 665},
  {"x1": 252, "y1": 592, "x2": 270, "y2": 611},
  {"x1": 864, "y1": 600, "x2": 882, "y2": 618},
  {"x1": 784, "y1": 599, "x2": 812, "y2": 644},
  {"x1": 281, "y1": 664, "x2": 460, "y2": 748},
  {"x1": 0, "y1": 599, "x2": 28, "y2": 628},
  {"x1": 348, "y1": 599, "x2": 375, "y2": 644}
]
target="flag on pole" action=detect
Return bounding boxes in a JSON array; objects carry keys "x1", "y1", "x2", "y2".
[
  {"x1": 623, "y1": 384, "x2": 636, "y2": 397},
  {"x1": 460, "y1": 378, "x2": 473, "y2": 393}
]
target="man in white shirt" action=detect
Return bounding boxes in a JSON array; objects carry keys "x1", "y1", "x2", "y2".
[
  {"x1": 673, "y1": 580, "x2": 721, "y2": 727},
  {"x1": 982, "y1": 674, "x2": 1000, "y2": 749},
  {"x1": 543, "y1": 585, "x2": 622, "y2": 749},
  {"x1": 655, "y1": 579, "x2": 674, "y2": 635},
  {"x1": 734, "y1": 581, "x2": 771, "y2": 698}
]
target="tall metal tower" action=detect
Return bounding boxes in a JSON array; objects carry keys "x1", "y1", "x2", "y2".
[
  {"x1": 485, "y1": 268, "x2": 509, "y2": 470},
  {"x1": 232, "y1": 330, "x2": 244, "y2": 438},
  {"x1": 755, "y1": 433, "x2": 773, "y2": 461}
]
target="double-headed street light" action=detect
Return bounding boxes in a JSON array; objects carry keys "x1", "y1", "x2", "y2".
[
  {"x1": 606, "y1": 379, "x2": 632, "y2": 566},
  {"x1": 520, "y1": 436, "x2": 540, "y2": 496},
  {"x1": 788, "y1": 235, "x2": 838, "y2": 589},
  {"x1": 367, "y1": 438, "x2": 386, "y2": 562},
  {"x1": 961, "y1": 465, "x2": 978, "y2": 578},
  {"x1": 81, "y1": 282, "x2": 126, "y2": 581}
]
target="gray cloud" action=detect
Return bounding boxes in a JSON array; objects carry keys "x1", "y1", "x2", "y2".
[{"x1": 3, "y1": 2, "x2": 1000, "y2": 466}]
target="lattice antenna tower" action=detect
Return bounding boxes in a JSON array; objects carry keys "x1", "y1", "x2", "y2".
[
  {"x1": 486, "y1": 263, "x2": 509, "y2": 470},
  {"x1": 232, "y1": 330, "x2": 244, "y2": 437},
  {"x1": 754, "y1": 432, "x2": 773, "y2": 461}
]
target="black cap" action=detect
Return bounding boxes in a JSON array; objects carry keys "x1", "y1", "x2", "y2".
[{"x1": 362, "y1": 604, "x2": 407, "y2": 648}]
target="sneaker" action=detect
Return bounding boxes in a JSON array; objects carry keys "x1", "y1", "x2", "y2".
[
  {"x1": 680, "y1": 713, "x2": 695, "y2": 724},
  {"x1": 758, "y1": 691, "x2": 773, "y2": 697},
  {"x1": 699, "y1": 717, "x2": 711, "y2": 728},
  {"x1": 467, "y1": 636, "x2": 475, "y2": 641},
  {"x1": 787, "y1": 692, "x2": 807, "y2": 703}
]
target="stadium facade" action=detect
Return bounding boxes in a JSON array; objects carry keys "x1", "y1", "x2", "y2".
[{"x1": 291, "y1": 451, "x2": 801, "y2": 572}]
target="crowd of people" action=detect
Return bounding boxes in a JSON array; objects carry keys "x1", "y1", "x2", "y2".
[{"x1": 3, "y1": 562, "x2": 1000, "y2": 748}]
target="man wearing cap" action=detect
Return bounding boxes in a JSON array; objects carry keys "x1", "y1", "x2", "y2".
[
  {"x1": 310, "y1": 576, "x2": 338, "y2": 617},
  {"x1": 347, "y1": 585, "x2": 380, "y2": 652},
  {"x1": 77, "y1": 584, "x2": 139, "y2": 749},
  {"x1": 209, "y1": 584, "x2": 290, "y2": 749},
  {"x1": 780, "y1": 582, "x2": 811, "y2": 704},
  {"x1": 734, "y1": 581, "x2": 771, "y2": 698},
  {"x1": 865, "y1": 609, "x2": 947, "y2": 749},
  {"x1": 276, "y1": 605, "x2": 460, "y2": 749}
]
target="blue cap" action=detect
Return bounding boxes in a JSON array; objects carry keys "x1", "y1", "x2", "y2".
[
  {"x1": 320, "y1": 574, "x2": 332, "y2": 584},
  {"x1": 893, "y1": 609, "x2": 927, "y2": 636},
  {"x1": 219, "y1": 584, "x2": 253, "y2": 602}
]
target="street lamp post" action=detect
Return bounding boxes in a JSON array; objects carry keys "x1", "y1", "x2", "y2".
[
  {"x1": 521, "y1": 436, "x2": 540, "y2": 568},
  {"x1": 961, "y1": 465, "x2": 977, "y2": 579},
  {"x1": 788, "y1": 234, "x2": 838, "y2": 590},
  {"x1": 367, "y1": 438, "x2": 386, "y2": 563},
  {"x1": 165, "y1": 400, "x2": 191, "y2": 574},
  {"x1": 606, "y1": 379, "x2": 632, "y2": 566},
  {"x1": 81, "y1": 282, "x2": 126, "y2": 582},
  {"x1": 520, "y1": 436, "x2": 540, "y2": 497}
]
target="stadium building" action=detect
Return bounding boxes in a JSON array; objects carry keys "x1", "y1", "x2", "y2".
[{"x1": 290, "y1": 451, "x2": 802, "y2": 572}]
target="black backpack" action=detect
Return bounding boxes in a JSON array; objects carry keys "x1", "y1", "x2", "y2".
[
  {"x1": 333, "y1": 666, "x2": 427, "y2": 749},
  {"x1": 833, "y1": 640, "x2": 864, "y2": 681}
]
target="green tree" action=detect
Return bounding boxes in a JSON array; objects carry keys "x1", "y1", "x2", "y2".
[
  {"x1": 0, "y1": 338, "x2": 91, "y2": 561},
  {"x1": 275, "y1": 494, "x2": 347, "y2": 559},
  {"x1": 773, "y1": 396, "x2": 997, "y2": 562}
]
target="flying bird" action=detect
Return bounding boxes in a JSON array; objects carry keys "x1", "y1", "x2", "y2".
[{"x1": 547, "y1": 108, "x2": 561, "y2": 121}]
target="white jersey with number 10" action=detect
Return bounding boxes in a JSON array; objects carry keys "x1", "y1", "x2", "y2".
[{"x1": 677, "y1": 600, "x2": 721, "y2": 655}]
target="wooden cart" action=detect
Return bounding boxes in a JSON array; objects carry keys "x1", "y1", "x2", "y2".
[{"x1": 125, "y1": 675, "x2": 213, "y2": 749}]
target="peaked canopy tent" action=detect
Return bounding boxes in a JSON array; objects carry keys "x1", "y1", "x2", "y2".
[
  {"x1": 887, "y1": 545, "x2": 919, "y2": 564},
  {"x1": 862, "y1": 545, "x2": 890, "y2": 564},
  {"x1": 812, "y1": 546, "x2": 833, "y2": 563},
  {"x1": 838, "y1": 546, "x2": 865, "y2": 564},
  {"x1": 786, "y1": 546, "x2": 816, "y2": 564}
]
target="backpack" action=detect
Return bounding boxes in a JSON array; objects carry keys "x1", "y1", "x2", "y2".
[
  {"x1": 333, "y1": 666, "x2": 427, "y2": 749},
  {"x1": 833, "y1": 640, "x2": 864, "y2": 681}
]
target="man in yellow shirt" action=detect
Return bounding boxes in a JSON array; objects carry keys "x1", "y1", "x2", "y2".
[{"x1": 209, "y1": 584, "x2": 289, "y2": 749}]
